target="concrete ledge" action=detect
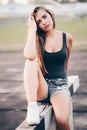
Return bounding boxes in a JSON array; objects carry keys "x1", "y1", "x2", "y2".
[{"x1": 68, "y1": 75, "x2": 79, "y2": 95}]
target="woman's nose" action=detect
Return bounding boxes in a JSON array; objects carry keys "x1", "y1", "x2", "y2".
[{"x1": 42, "y1": 19, "x2": 46, "y2": 25}]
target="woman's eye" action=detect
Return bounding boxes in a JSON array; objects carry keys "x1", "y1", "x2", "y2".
[
  {"x1": 43, "y1": 15, "x2": 47, "y2": 19},
  {"x1": 36, "y1": 14, "x2": 47, "y2": 25}
]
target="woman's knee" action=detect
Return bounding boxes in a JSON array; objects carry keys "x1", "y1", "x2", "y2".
[
  {"x1": 23, "y1": 60, "x2": 39, "y2": 78},
  {"x1": 55, "y1": 115, "x2": 70, "y2": 130},
  {"x1": 55, "y1": 114, "x2": 69, "y2": 127},
  {"x1": 24, "y1": 59, "x2": 37, "y2": 70},
  {"x1": 25, "y1": 59, "x2": 37, "y2": 66},
  {"x1": 24, "y1": 59, "x2": 41, "y2": 74}
]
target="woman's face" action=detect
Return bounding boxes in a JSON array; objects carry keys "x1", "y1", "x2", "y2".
[{"x1": 35, "y1": 9, "x2": 54, "y2": 32}]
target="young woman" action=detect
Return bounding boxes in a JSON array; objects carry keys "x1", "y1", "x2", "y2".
[{"x1": 23, "y1": 5, "x2": 72, "y2": 130}]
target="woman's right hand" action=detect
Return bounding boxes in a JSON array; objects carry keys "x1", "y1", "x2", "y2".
[{"x1": 28, "y1": 14, "x2": 37, "y2": 32}]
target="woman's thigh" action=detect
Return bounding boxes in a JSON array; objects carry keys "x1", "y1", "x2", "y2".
[
  {"x1": 37, "y1": 65, "x2": 48, "y2": 100},
  {"x1": 50, "y1": 93, "x2": 71, "y2": 122}
]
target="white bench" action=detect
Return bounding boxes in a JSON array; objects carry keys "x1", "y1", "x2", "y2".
[{"x1": 16, "y1": 75, "x2": 80, "y2": 130}]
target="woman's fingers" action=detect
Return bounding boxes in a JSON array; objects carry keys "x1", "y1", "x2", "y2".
[
  {"x1": 28, "y1": 13, "x2": 34, "y2": 22},
  {"x1": 31, "y1": 15, "x2": 34, "y2": 20},
  {"x1": 27, "y1": 15, "x2": 37, "y2": 31}
]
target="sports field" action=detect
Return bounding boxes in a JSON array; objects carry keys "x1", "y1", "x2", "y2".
[{"x1": 0, "y1": 17, "x2": 87, "y2": 51}]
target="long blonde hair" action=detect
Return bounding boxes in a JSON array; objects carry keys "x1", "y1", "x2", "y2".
[{"x1": 32, "y1": 6, "x2": 55, "y2": 75}]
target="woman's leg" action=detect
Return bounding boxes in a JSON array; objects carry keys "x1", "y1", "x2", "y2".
[
  {"x1": 23, "y1": 59, "x2": 48, "y2": 125},
  {"x1": 23, "y1": 59, "x2": 48, "y2": 103},
  {"x1": 50, "y1": 93, "x2": 71, "y2": 130}
]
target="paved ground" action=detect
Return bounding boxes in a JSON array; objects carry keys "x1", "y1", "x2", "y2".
[{"x1": 0, "y1": 50, "x2": 87, "y2": 130}]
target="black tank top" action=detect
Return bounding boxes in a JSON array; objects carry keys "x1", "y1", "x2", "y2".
[{"x1": 43, "y1": 32, "x2": 68, "y2": 79}]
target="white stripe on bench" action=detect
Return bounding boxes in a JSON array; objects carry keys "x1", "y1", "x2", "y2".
[{"x1": 15, "y1": 75, "x2": 80, "y2": 130}]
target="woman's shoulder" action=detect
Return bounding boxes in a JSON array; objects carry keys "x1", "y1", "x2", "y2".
[
  {"x1": 66, "y1": 32, "x2": 72, "y2": 41},
  {"x1": 56, "y1": 30, "x2": 72, "y2": 38},
  {"x1": 56, "y1": 30, "x2": 72, "y2": 45},
  {"x1": 57, "y1": 30, "x2": 72, "y2": 50},
  {"x1": 64, "y1": 32, "x2": 72, "y2": 48}
]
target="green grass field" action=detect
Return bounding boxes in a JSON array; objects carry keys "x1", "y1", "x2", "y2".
[
  {"x1": 0, "y1": 17, "x2": 87, "y2": 51},
  {"x1": 56, "y1": 17, "x2": 87, "y2": 41}
]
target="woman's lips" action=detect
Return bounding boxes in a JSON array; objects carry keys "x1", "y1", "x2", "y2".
[{"x1": 44, "y1": 24, "x2": 50, "y2": 29}]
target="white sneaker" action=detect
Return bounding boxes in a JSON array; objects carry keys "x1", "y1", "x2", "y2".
[{"x1": 26, "y1": 102, "x2": 40, "y2": 125}]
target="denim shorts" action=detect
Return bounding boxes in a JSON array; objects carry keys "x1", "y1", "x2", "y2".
[{"x1": 38, "y1": 78, "x2": 71, "y2": 104}]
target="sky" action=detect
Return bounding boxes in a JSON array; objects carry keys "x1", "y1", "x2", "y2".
[{"x1": 1, "y1": 0, "x2": 28, "y2": 5}]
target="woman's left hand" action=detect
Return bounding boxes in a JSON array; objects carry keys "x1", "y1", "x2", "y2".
[{"x1": 28, "y1": 15, "x2": 37, "y2": 32}]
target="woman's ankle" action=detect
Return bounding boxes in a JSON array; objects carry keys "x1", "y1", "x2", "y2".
[
  {"x1": 26, "y1": 101, "x2": 40, "y2": 125},
  {"x1": 27, "y1": 101, "x2": 38, "y2": 107}
]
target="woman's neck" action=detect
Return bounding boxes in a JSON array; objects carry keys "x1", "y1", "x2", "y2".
[{"x1": 46, "y1": 29, "x2": 57, "y2": 38}]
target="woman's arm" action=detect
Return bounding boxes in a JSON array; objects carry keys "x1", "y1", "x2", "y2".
[
  {"x1": 23, "y1": 16, "x2": 37, "y2": 60},
  {"x1": 65, "y1": 33, "x2": 73, "y2": 71}
]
